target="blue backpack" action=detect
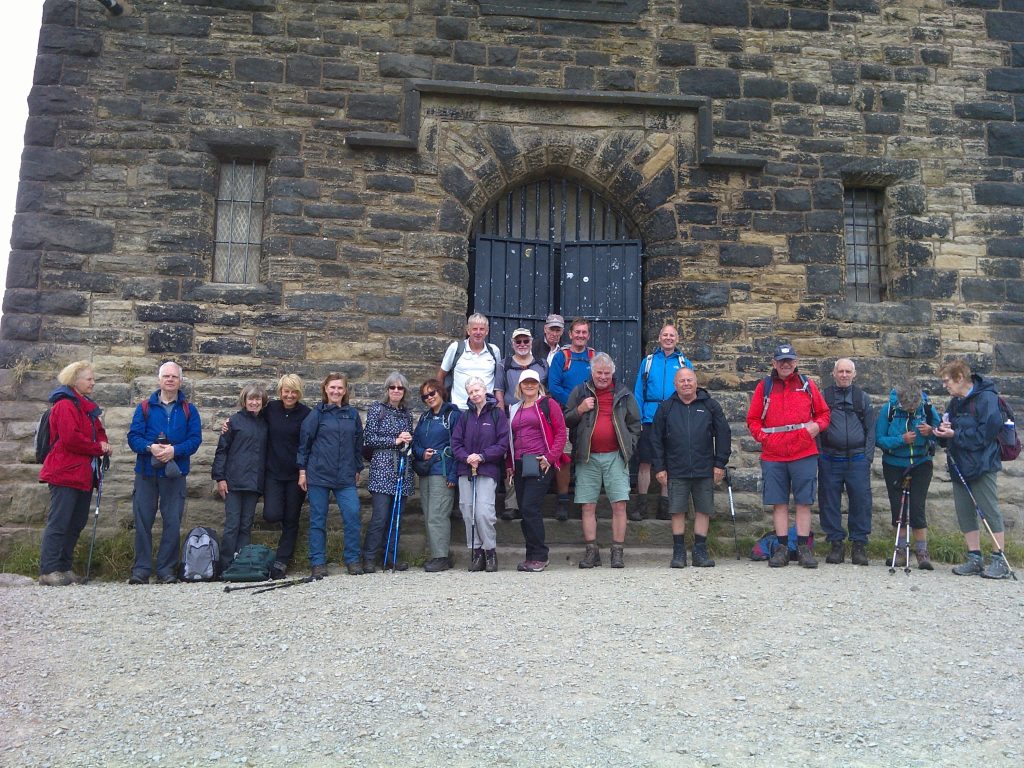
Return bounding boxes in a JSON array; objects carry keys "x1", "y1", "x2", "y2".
[{"x1": 750, "y1": 526, "x2": 815, "y2": 562}]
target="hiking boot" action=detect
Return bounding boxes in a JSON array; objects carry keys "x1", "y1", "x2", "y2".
[
  {"x1": 346, "y1": 561, "x2": 364, "y2": 576},
  {"x1": 383, "y1": 561, "x2": 409, "y2": 572},
  {"x1": 656, "y1": 496, "x2": 671, "y2": 520},
  {"x1": 270, "y1": 561, "x2": 288, "y2": 580},
  {"x1": 424, "y1": 557, "x2": 451, "y2": 573},
  {"x1": 516, "y1": 559, "x2": 548, "y2": 572},
  {"x1": 469, "y1": 549, "x2": 486, "y2": 572},
  {"x1": 578, "y1": 542, "x2": 602, "y2": 569},
  {"x1": 627, "y1": 495, "x2": 648, "y2": 522},
  {"x1": 158, "y1": 574, "x2": 178, "y2": 585},
  {"x1": 62, "y1": 570, "x2": 84, "y2": 585},
  {"x1": 915, "y1": 549, "x2": 934, "y2": 571},
  {"x1": 981, "y1": 554, "x2": 1011, "y2": 580},
  {"x1": 670, "y1": 541, "x2": 687, "y2": 569},
  {"x1": 768, "y1": 543, "x2": 790, "y2": 568},
  {"x1": 484, "y1": 549, "x2": 498, "y2": 572},
  {"x1": 851, "y1": 541, "x2": 869, "y2": 566},
  {"x1": 952, "y1": 554, "x2": 984, "y2": 576},
  {"x1": 127, "y1": 573, "x2": 149, "y2": 585},
  {"x1": 362, "y1": 559, "x2": 377, "y2": 574},
  {"x1": 555, "y1": 497, "x2": 570, "y2": 522},
  {"x1": 311, "y1": 564, "x2": 328, "y2": 580},
  {"x1": 610, "y1": 544, "x2": 624, "y2": 569},
  {"x1": 39, "y1": 571, "x2": 71, "y2": 587},
  {"x1": 691, "y1": 544, "x2": 715, "y2": 568},
  {"x1": 798, "y1": 544, "x2": 818, "y2": 569},
  {"x1": 499, "y1": 508, "x2": 516, "y2": 521},
  {"x1": 886, "y1": 549, "x2": 909, "y2": 569},
  {"x1": 825, "y1": 541, "x2": 845, "y2": 565}
]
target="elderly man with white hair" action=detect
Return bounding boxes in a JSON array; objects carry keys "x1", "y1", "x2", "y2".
[{"x1": 818, "y1": 357, "x2": 875, "y2": 566}]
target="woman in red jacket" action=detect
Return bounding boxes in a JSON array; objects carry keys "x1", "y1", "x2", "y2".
[{"x1": 38, "y1": 361, "x2": 112, "y2": 585}]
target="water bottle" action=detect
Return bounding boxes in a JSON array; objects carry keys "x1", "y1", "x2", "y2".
[{"x1": 1004, "y1": 418, "x2": 1015, "y2": 442}]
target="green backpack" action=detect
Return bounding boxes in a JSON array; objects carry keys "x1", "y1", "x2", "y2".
[{"x1": 221, "y1": 544, "x2": 276, "y2": 582}]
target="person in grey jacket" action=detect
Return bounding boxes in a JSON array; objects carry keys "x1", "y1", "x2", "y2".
[
  {"x1": 212, "y1": 383, "x2": 269, "y2": 572},
  {"x1": 818, "y1": 358, "x2": 875, "y2": 566},
  {"x1": 649, "y1": 367, "x2": 731, "y2": 568},
  {"x1": 563, "y1": 353, "x2": 641, "y2": 568}
]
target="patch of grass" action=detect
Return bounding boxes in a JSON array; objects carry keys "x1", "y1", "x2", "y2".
[{"x1": 0, "y1": 537, "x2": 41, "y2": 577}]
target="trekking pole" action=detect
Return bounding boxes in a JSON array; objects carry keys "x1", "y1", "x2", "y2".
[
  {"x1": 224, "y1": 580, "x2": 274, "y2": 593},
  {"x1": 383, "y1": 445, "x2": 410, "y2": 572},
  {"x1": 948, "y1": 459, "x2": 1018, "y2": 581},
  {"x1": 724, "y1": 466, "x2": 740, "y2": 559},
  {"x1": 83, "y1": 455, "x2": 109, "y2": 583},
  {"x1": 252, "y1": 575, "x2": 315, "y2": 594},
  {"x1": 470, "y1": 465, "x2": 478, "y2": 560},
  {"x1": 888, "y1": 472, "x2": 912, "y2": 576}
]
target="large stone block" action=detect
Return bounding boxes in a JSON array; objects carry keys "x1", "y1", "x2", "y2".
[
  {"x1": 680, "y1": 0, "x2": 749, "y2": 27},
  {"x1": 11, "y1": 214, "x2": 114, "y2": 254}
]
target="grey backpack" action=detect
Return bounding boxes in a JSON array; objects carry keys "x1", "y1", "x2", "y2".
[{"x1": 180, "y1": 527, "x2": 221, "y2": 582}]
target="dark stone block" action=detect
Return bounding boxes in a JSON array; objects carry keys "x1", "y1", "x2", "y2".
[
  {"x1": 304, "y1": 204, "x2": 364, "y2": 220},
  {"x1": 725, "y1": 99, "x2": 771, "y2": 122},
  {"x1": 39, "y1": 290, "x2": 87, "y2": 316},
  {"x1": 975, "y1": 182, "x2": 1024, "y2": 206},
  {"x1": 41, "y1": 269, "x2": 119, "y2": 294},
  {"x1": 600, "y1": 69, "x2": 637, "y2": 91},
  {"x1": 286, "y1": 294, "x2": 350, "y2": 312},
  {"x1": 752, "y1": 7, "x2": 788, "y2": 29},
  {"x1": 739, "y1": 190, "x2": 773, "y2": 210},
  {"x1": 183, "y1": 57, "x2": 232, "y2": 78},
  {"x1": 729, "y1": 53, "x2": 773, "y2": 72},
  {"x1": 437, "y1": 16, "x2": 469, "y2": 40},
  {"x1": 354, "y1": 294, "x2": 402, "y2": 316},
  {"x1": 712, "y1": 37, "x2": 743, "y2": 53},
  {"x1": 367, "y1": 174, "x2": 415, "y2": 193},
  {"x1": 638, "y1": 166, "x2": 676, "y2": 210},
  {"x1": 157, "y1": 254, "x2": 205, "y2": 277},
  {"x1": 956, "y1": 101, "x2": 1014, "y2": 121},
  {"x1": 987, "y1": 68, "x2": 1024, "y2": 93},
  {"x1": 269, "y1": 178, "x2": 320, "y2": 200},
  {"x1": 714, "y1": 120, "x2": 750, "y2": 138},
  {"x1": 788, "y1": 234, "x2": 842, "y2": 265},
  {"x1": 126, "y1": 71, "x2": 178, "y2": 92},
  {"x1": 865, "y1": 114, "x2": 900, "y2": 134},
  {"x1": 720, "y1": 243, "x2": 772, "y2": 267},
  {"x1": 285, "y1": 55, "x2": 321, "y2": 86},
  {"x1": 790, "y1": 9, "x2": 829, "y2": 31},
  {"x1": 39, "y1": 25, "x2": 102, "y2": 56},
  {"x1": 678, "y1": 68, "x2": 741, "y2": 98},
  {"x1": 826, "y1": 298, "x2": 931, "y2": 326},
  {"x1": 198, "y1": 338, "x2": 252, "y2": 355},
  {"x1": 24, "y1": 116, "x2": 58, "y2": 147},
  {"x1": 805, "y1": 211, "x2": 843, "y2": 233},
  {"x1": 894, "y1": 67, "x2": 931, "y2": 83},
  {"x1": 680, "y1": 0, "x2": 749, "y2": 27},
  {"x1": 819, "y1": 89, "x2": 852, "y2": 106},
  {"x1": 753, "y1": 213, "x2": 804, "y2": 234},
  {"x1": 148, "y1": 13, "x2": 211, "y2": 37},
  {"x1": 657, "y1": 42, "x2": 696, "y2": 67},
  {"x1": 644, "y1": 207, "x2": 678, "y2": 243},
  {"x1": 439, "y1": 200, "x2": 470, "y2": 234},
  {"x1": 347, "y1": 94, "x2": 401, "y2": 122},
  {"x1": 781, "y1": 118, "x2": 814, "y2": 136},
  {"x1": 20, "y1": 146, "x2": 86, "y2": 182},
  {"x1": 564, "y1": 67, "x2": 594, "y2": 90},
  {"x1": 538, "y1": 20, "x2": 606, "y2": 38},
  {"x1": 879, "y1": 332, "x2": 942, "y2": 359},
  {"x1": 987, "y1": 237, "x2": 1024, "y2": 258},
  {"x1": 235, "y1": 58, "x2": 284, "y2": 83},
  {"x1": 879, "y1": 89, "x2": 906, "y2": 113},
  {"x1": 961, "y1": 277, "x2": 1005, "y2": 303},
  {"x1": 137, "y1": 303, "x2": 203, "y2": 324},
  {"x1": 884, "y1": 46, "x2": 915, "y2": 65},
  {"x1": 489, "y1": 46, "x2": 519, "y2": 67},
  {"x1": 379, "y1": 53, "x2": 433, "y2": 79},
  {"x1": 676, "y1": 203, "x2": 718, "y2": 225},
  {"x1": 369, "y1": 213, "x2": 435, "y2": 232},
  {"x1": 183, "y1": 282, "x2": 281, "y2": 306},
  {"x1": 812, "y1": 180, "x2": 843, "y2": 210},
  {"x1": 987, "y1": 13, "x2": 1024, "y2": 42},
  {"x1": 653, "y1": 282, "x2": 731, "y2": 309},
  {"x1": 440, "y1": 165, "x2": 476, "y2": 205},
  {"x1": 1, "y1": 313, "x2": 40, "y2": 341},
  {"x1": 890, "y1": 216, "x2": 950, "y2": 239},
  {"x1": 121, "y1": 278, "x2": 179, "y2": 301},
  {"x1": 742, "y1": 78, "x2": 788, "y2": 99},
  {"x1": 28, "y1": 85, "x2": 91, "y2": 116},
  {"x1": 891, "y1": 269, "x2": 957, "y2": 300},
  {"x1": 920, "y1": 48, "x2": 950, "y2": 66},
  {"x1": 1008, "y1": 280, "x2": 1024, "y2": 304},
  {"x1": 148, "y1": 324, "x2": 195, "y2": 354},
  {"x1": 6, "y1": 251, "x2": 40, "y2": 289},
  {"x1": 12, "y1": 214, "x2": 113, "y2": 254},
  {"x1": 860, "y1": 63, "x2": 892, "y2": 81},
  {"x1": 775, "y1": 188, "x2": 812, "y2": 211},
  {"x1": 831, "y1": 61, "x2": 859, "y2": 85},
  {"x1": 806, "y1": 265, "x2": 844, "y2": 295},
  {"x1": 323, "y1": 62, "x2": 359, "y2": 81},
  {"x1": 981, "y1": 259, "x2": 1021, "y2": 279},
  {"x1": 292, "y1": 237, "x2": 338, "y2": 260},
  {"x1": 453, "y1": 42, "x2": 486, "y2": 65},
  {"x1": 792, "y1": 82, "x2": 818, "y2": 103},
  {"x1": 994, "y1": 343, "x2": 1024, "y2": 372},
  {"x1": 892, "y1": 185, "x2": 926, "y2": 215}
]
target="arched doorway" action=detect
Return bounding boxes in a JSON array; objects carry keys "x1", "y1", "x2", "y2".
[{"x1": 470, "y1": 177, "x2": 643, "y2": 387}]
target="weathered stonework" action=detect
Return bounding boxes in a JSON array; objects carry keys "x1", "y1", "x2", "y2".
[{"x1": 2, "y1": 0, "x2": 1023, "y2": 548}]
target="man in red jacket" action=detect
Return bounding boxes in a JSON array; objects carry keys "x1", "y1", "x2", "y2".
[{"x1": 746, "y1": 344, "x2": 831, "y2": 568}]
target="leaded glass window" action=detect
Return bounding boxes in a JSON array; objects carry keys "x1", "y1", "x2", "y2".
[{"x1": 214, "y1": 160, "x2": 266, "y2": 284}]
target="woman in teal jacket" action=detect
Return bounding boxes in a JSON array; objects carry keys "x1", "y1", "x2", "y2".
[{"x1": 875, "y1": 381, "x2": 940, "y2": 570}]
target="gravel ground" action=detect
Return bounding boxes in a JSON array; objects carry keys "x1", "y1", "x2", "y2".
[{"x1": 1, "y1": 557, "x2": 1023, "y2": 768}]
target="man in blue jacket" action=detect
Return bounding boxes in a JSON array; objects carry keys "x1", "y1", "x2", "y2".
[
  {"x1": 126, "y1": 361, "x2": 203, "y2": 584},
  {"x1": 546, "y1": 317, "x2": 596, "y2": 520},
  {"x1": 630, "y1": 324, "x2": 693, "y2": 521}
]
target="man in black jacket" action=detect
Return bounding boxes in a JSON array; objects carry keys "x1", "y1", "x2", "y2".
[{"x1": 650, "y1": 368, "x2": 731, "y2": 568}]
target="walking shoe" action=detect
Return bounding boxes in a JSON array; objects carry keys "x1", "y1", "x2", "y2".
[
  {"x1": 484, "y1": 549, "x2": 498, "y2": 572},
  {"x1": 915, "y1": 549, "x2": 934, "y2": 571},
  {"x1": 851, "y1": 541, "x2": 869, "y2": 566},
  {"x1": 579, "y1": 542, "x2": 602, "y2": 569},
  {"x1": 62, "y1": 570, "x2": 85, "y2": 585},
  {"x1": 825, "y1": 541, "x2": 845, "y2": 565},
  {"x1": 382, "y1": 561, "x2": 409, "y2": 572},
  {"x1": 517, "y1": 559, "x2": 548, "y2": 572},
  {"x1": 158, "y1": 574, "x2": 178, "y2": 584},
  {"x1": 270, "y1": 561, "x2": 288, "y2": 580},
  {"x1": 469, "y1": 549, "x2": 486, "y2": 572},
  {"x1": 555, "y1": 497, "x2": 570, "y2": 522},
  {"x1": 691, "y1": 544, "x2": 715, "y2": 568},
  {"x1": 670, "y1": 542, "x2": 687, "y2": 569},
  {"x1": 656, "y1": 496, "x2": 671, "y2": 520},
  {"x1": 610, "y1": 544, "x2": 624, "y2": 569},
  {"x1": 627, "y1": 495, "x2": 648, "y2": 522},
  {"x1": 424, "y1": 557, "x2": 451, "y2": 573},
  {"x1": 952, "y1": 554, "x2": 984, "y2": 576},
  {"x1": 981, "y1": 554, "x2": 1011, "y2": 580},
  {"x1": 768, "y1": 543, "x2": 790, "y2": 568},
  {"x1": 127, "y1": 573, "x2": 149, "y2": 585},
  {"x1": 797, "y1": 544, "x2": 818, "y2": 569},
  {"x1": 39, "y1": 571, "x2": 71, "y2": 586},
  {"x1": 362, "y1": 559, "x2": 376, "y2": 574},
  {"x1": 311, "y1": 564, "x2": 328, "y2": 580},
  {"x1": 886, "y1": 550, "x2": 910, "y2": 569},
  {"x1": 499, "y1": 509, "x2": 516, "y2": 521},
  {"x1": 346, "y1": 561, "x2": 364, "y2": 576}
]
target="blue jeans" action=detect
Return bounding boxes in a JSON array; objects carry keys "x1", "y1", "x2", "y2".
[
  {"x1": 40, "y1": 484, "x2": 92, "y2": 575},
  {"x1": 306, "y1": 485, "x2": 361, "y2": 566},
  {"x1": 132, "y1": 474, "x2": 187, "y2": 579},
  {"x1": 818, "y1": 455, "x2": 872, "y2": 542}
]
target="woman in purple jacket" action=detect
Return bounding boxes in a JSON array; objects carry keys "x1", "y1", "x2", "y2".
[{"x1": 451, "y1": 377, "x2": 509, "y2": 572}]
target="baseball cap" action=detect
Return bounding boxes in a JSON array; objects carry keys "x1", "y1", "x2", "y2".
[
  {"x1": 773, "y1": 344, "x2": 798, "y2": 361},
  {"x1": 544, "y1": 314, "x2": 565, "y2": 329},
  {"x1": 512, "y1": 328, "x2": 532, "y2": 339},
  {"x1": 518, "y1": 370, "x2": 541, "y2": 384}
]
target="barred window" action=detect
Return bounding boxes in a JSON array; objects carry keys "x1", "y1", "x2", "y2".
[
  {"x1": 214, "y1": 160, "x2": 266, "y2": 284},
  {"x1": 843, "y1": 188, "x2": 886, "y2": 303}
]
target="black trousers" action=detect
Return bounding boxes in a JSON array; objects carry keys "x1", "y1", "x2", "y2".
[
  {"x1": 514, "y1": 464, "x2": 553, "y2": 562},
  {"x1": 263, "y1": 475, "x2": 306, "y2": 564}
]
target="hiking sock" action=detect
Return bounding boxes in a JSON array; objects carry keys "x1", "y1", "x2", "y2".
[
  {"x1": 672, "y1": 534, "x2": 685, "y2": 548},
  {"x1": 969, "y1": 549, "x2": 982, "y2": 558},
  {"x1": 694, "y1": 534, "x2": 707, "y2": 546},
  {"x1": 776, "y1": 534, "x2": 787, "y2": 549},
  {"x1": 915, "y1": 541, "x2": 928, "y2": 554},
  {"x1": 797, "y1": 535, "x2": 809, "y2": 546}
]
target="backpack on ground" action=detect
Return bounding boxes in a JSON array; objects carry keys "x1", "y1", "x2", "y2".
[
  {"x1": 220, "y1": 544, "x2": 276, "y2": 582},
  {"x1": 179, "y1": 526, "x2": 221, "y2": 582},
  {"x1": 443, "y1": 339, "x2": 499, "y2": 396},
  {"x1": 968, "y1": 394, "x2": 1021, "y2": 462},
  {"x1": 750, "y1": 526, "x2": 815, "y2": 562}
]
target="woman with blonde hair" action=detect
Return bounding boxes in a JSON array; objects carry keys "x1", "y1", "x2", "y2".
[{"x1": 38, "y1": 361, "x2": 112, "y2": 585}]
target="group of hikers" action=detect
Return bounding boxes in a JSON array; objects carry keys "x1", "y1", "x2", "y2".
[{"x1": 35, "y1": 313, "x2": 1014, "y2": 584}]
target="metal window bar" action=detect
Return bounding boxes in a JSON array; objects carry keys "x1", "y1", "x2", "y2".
[
  {"x1": 214, "y1": 160, "x2": 266, "y2": 284},
  {"x1": 843, "y1": 188, "x2": 885, "y2": 303}
]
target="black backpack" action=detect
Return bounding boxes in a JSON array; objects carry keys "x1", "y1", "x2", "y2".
[
  {"x1": 34, "y1": 393, "x2": 85, "y2": 463},
  {"x1": 443, "y1": 339, "x2": 499, "y2": 396},
  {"x1": 221, "y1": 544, "x2": 276, "y2": 582}
]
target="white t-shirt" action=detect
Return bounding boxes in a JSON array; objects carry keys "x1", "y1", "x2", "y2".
[{"x1": 441, "y1": 339, "x2": 500, "y2": 409}]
